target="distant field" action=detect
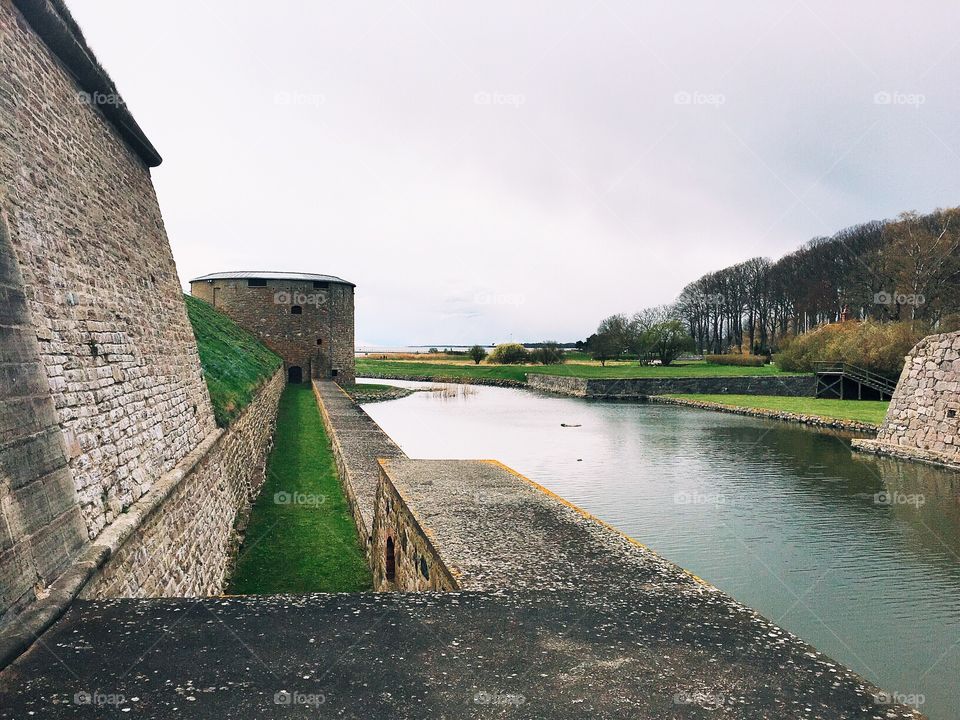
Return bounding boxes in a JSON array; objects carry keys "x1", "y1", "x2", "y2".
[
  {"x1": 355, "y1": 358, "x2": 804, "y2": 382},
  {"x1": 665, "y1": 394, "x2": 889, "y2": 425}
]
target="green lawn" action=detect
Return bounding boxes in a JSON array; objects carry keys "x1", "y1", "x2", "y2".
[
  {"x1": 664, "y1": 394, "x2": 890, "y2": 425},
  {"x1": 356, "y1": 358, "x2": 803, "y2": 382},
  {"x1": 185, "y1": 295, "x2": 282, "y2": 427},
  {"x1": 228, "y1": 384, "x2": 371, "y2": 594}
]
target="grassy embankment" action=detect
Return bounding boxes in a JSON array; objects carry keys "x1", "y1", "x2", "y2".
[
  {"x1": 185, "y1": 295, "x2": 369, "y2": 593},
  {"x1": 665, "y1": 394, "x2": 889, "y2": 425},
  {"x1": 356, "y1": 357, "x2": 802, "y2": 383},
  {"x1": 228, "y1": 383, "x2": 371, "y2": 593},
  {"x1": 184, "y1": 295, "x2": 283, "y2": 427}
]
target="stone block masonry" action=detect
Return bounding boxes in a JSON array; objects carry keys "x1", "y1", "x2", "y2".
[
  {"x1": 0, "y1": 0, "x2": 286, "y2": 643},
  {"x1": 0, "y1": 204, "x2": 87, "y2": 623},
  {"x1": 81, "y1": 369, "x2": 284, "y2": 598},
  {"x1": 527, "y1": 372, "x2": 816, "y2": 398},
  {"x1": 0, "y1": 0, "x2": 216, "y2": 545},
  {"x1": 853, "y1": 330, "x2": 960, "y2": 469}
]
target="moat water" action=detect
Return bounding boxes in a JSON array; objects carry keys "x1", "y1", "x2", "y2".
[{"x1": 359, "y1": 379, "x2": 960, "y2": 720}]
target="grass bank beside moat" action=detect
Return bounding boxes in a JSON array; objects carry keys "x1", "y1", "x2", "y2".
[
  {"x1": 228, "y1": 384, "x2": 371, "y2": 594},
  {"x1": 662, "y1": 393, "x2": 889, "y2": 426},
  {"x1": 356, "y1": 357, "x2": 804, "y2": 383},
  {"x1": 185, "y1": 295, "x2": 282, "y2": 427}
]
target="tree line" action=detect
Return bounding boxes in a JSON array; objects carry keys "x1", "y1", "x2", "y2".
[{"x1": 589, "y1": 207, "x2": 960, "y2": 361}]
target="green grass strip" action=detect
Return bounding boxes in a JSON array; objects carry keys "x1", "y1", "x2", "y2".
[
  {"x1": 664, "y1": 394, "x2": 889, "y2": 425},
  {"x1": 228, "y1": 384, "x2": 371, "y2": 594}
]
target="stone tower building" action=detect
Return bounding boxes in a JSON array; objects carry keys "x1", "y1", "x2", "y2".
[{"x1": 190, "y1": 271, "x2": 356, "y2": 384}]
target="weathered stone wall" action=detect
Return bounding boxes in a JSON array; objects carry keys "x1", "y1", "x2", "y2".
[
  {"x1": 853, "y1": 331, "x2": 960, "y2": 467},
  {"x1": 0, "y1": 0, "x2": 217, "y2": 543},
  {"x1": 0, "y1": 208, "x2": 87, "y2": 624},
  {"x1": 371, "y1": 464, "x2": 458, "y2": 592},
  {"x1": 81, "y1": 369, "x2": 283, "y2": 598},
  {"x1": 527, "y1": 373, "x2": 815, "y2": 398},
  {"x1": 191, "y1": 278, "x2": 355, "y2": 384}
]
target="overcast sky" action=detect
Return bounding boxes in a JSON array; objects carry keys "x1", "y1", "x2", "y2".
[{"x1": 70, "y1": 1, "x2": 960, "y2": 346}]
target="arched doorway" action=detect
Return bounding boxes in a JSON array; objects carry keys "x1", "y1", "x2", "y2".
[
  {"x1": 385, "y1": 537, "x2": 396, "y2": 582},
  {"x1": 287, "y1": 366, "x2": 303, "y2": 384}
]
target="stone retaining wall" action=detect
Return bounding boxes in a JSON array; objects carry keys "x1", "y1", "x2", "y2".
[
  {"x1": 370, "y1": 462, "x2": 458, "y2": 592},
  {"x1": 80, "y1": 369, "x2": 284, "y2": 598},
  {"x1": 528, "y1": 373, "x2": 816, "y2": 398}
]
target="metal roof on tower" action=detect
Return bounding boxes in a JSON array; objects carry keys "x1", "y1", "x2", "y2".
[{"x1": 189, "y1": 271, "x2": 355, "y2": 286}]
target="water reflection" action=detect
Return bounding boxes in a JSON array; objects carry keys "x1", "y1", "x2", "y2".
[{"x1": 360, "y1": 379, "x2": 960, "y2": 720}]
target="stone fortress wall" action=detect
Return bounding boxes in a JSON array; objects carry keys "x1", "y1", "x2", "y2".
[
  {"x1": 191, "y1": 274, "x2": 356, "y2": 384},
  {"x1": 853, "y1": 330, "x2": 960, "y2": 467},
  {"x1": 0, "y1": 0, "x2": 284, "y2": 635}
]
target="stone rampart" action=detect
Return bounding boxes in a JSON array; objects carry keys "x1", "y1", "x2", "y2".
[{"x1": 1, "y1": 0, "x2": 217, "y2": 546}]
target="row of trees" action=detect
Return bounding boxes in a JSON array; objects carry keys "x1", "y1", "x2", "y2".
[
  {"x1": 589, "y1": 207, "x2": 960, "y2": 361},
  {"x1": 585, "y1": 308, "x2": 693, "y2": 366}
]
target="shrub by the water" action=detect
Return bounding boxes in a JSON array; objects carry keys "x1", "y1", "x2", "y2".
[
  {"x1": 488, "y1": 343, "x2": 530, "y2": 364},
  {"x1": 530, "y1": 342, "x2": 566, "y2": 365},
  {"x1": 705, "y1": 354, "x2": 765, "y2": 367},
  {"x1": 777, "y1": 320, "x2": 927, "y2": 378},
  {"x1": 468, "y1": 345, "x2": 488, "y2": 364}
]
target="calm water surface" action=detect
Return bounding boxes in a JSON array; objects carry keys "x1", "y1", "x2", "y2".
[{"x1": 360, "y1": 379, "x2": 960, "y2": 720}]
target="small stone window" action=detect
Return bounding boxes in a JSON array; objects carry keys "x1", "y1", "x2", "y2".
[
  {"x1": 332, "y1": 369, "x2": 338, "y2": 377},
  {"x1": 313, "y1": 281, "x2": 329, "y2": 289},
  {"x1": 948, "y1": 409, "x2": 957, "y2": 419},
  {"x1": 247, "y1": 278, "x2": 266, "y2": 287},
  {"x1": 385, "y1": 537, "x2": 396, "y2": 581},
  {"x1": 291, "y1": 305, "x2": 302, "y2": 315},
  {"x1": 316, "y1": 338, "x2": 322, "y2": 345},
  {"x1": 419, "y1": 557, "x2": 429, "y2": 580}
]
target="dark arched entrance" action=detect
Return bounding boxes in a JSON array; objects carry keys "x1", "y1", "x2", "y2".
[{"x1": 287, "y1": 366, "x2": 303, "y2": 384}]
